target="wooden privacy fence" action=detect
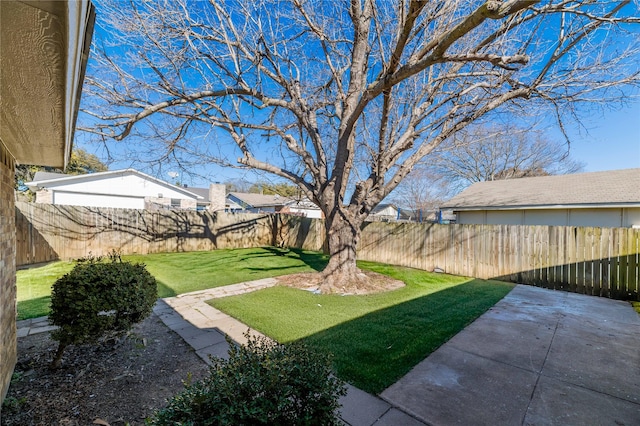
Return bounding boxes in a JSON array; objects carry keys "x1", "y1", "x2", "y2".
[
  {"x1": 15, "y1": 202, "x2": 324, "y2": 265},
  {"x1": 16, "y1": 202, "x2": 639, "y2": 300},
  {"x1": 358, "y1": 222, "x2": 639, "y2": 300}
]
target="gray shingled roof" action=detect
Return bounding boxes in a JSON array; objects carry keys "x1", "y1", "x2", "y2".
[
  {"x1": 228, "y1": 192, "x2": 292, "y2": 208},
  {"x1": 187, "y1": 187, "x2": 210, "y2": 202},
  {"x1": 441, "y1": 168, "x2": 640, "y2": 210}
]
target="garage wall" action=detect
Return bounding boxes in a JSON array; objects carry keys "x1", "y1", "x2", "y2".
[
  {"x1": 484, "y1": 210, "x2": 523, "y2": 225},
  {"x1": 44, "y1": 173, "x2": 192, "y2": 199},
  {"x1": 456, "y1": 211, "x2": 485, "y2": 225},
  {"x1": 568, "y1": 209, "x2": 621, "y2": 228},
  {"x1": 53, "y1": 191, "x2": 145, "y2": 209},
  {"x1": 623, "y1": 208, "x2": 640, "y2": 228},
  {"x1": 458, "y1": 207, "x2": 640, "y2": 228},
  {"x1": 523, "y1": 210, "x2": 569, "y2": 226}
]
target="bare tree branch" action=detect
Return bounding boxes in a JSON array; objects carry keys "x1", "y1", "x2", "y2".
[{"x1": 78, "y1": 0, "x2": 640, "y2": 288}]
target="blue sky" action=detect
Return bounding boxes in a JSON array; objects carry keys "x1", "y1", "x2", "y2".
[
  {"x1": 559, "y1": 100, "x2": 640, "y2": 172},
  {"x1": 91, "y1": 99, "x2": 640, "y2": 187},
  {"x1": 76, "y1": 1, "x2": 639, "y2": 189}
]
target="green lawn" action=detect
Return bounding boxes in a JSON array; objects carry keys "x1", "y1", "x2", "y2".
[
  {"x1": 17, "y1": 247, "x2": 326, "y2": 320},
  {"x1": 632, "y1": 301, "x2": 640, "y2": 315},
  {"x1": 16, "y1": 247, "x2": 515, "y2": 393},
  {"x1": 124, "y1": 247, "x2": 327, "y2": 297},
  {"x1": 16, "y1": 261, "x2": 75, "y2": 320},
  {"x1": 209, "y1": 261, "x2": 514, "y2": 394}
]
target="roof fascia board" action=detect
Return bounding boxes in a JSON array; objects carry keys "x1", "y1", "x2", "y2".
[
  {"x1": 446, "y1": 203, "x2": 640, "y2": 211},
  {"x1": 64, "y1": 0, "x2": 96, "y2": 168}
]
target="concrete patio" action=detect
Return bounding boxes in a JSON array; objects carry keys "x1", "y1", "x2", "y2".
[{"x1": 382, "y1": 285, "x2": 640, "y2": 426}]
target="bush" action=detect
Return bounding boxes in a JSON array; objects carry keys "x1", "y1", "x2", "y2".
[
  {"x1": 150, "y1": 334, "x2": 347, "y2": 426},
  {"x1": 49, "y1": 252, "x2": 157, "y2": 368}
]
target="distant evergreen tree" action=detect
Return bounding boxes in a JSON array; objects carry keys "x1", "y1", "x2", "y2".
[{"x1": 14, "y1": 148, "x2": 108, "y2": 196}]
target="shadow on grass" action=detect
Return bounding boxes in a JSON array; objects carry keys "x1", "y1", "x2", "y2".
[
  {"x1": 297, "y1": 280, "x2": 513, "y2": 394},
  {"x1": 18, "y1": 247, "x2": 327, "y2": 319},
  {"x1": 157, "y1": 281, "x2": 178, "y2": 298},
  {"x1": 262, "y1": 247, "x2": 328, "y2": 272}
]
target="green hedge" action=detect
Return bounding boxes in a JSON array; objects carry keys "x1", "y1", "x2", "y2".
[
  {"x1": 49, "y1": 253, "x2": 157, "y2": 367},
  {"x1": 150, "y1": 334, "x2": 346, "y2": 425}
]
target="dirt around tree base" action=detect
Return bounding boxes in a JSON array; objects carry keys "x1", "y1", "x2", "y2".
[
  {"x1": 2, "y1": 313, "x2": 209, "y2": 426},
  {"x1": 277, "y1": 270, "x2": 405, "y2": 295}
]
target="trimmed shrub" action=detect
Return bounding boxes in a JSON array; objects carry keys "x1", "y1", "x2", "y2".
[
  {"x1": 150, "y1": 334, "x2": 347, "y2": 426},
  {"x1": 49, "y1": 252, "x2": 157, "y2": 368}
]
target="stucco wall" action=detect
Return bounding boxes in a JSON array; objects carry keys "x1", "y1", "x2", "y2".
[
  {"x1": 457, "y1": 208, "x2": 640, "y2": 228},
  {"x1": 0, "y1": 141, "x2": 17, "y2": 402}
]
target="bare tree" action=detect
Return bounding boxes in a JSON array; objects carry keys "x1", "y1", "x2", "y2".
[
  {"x1": 425, "y1": 124, "x2": 585, "y2": 193},
  {"x1": 80, "y1": 0, "x2": 639, "y2": 291},
  {"x1": 389, "y1": 168, "x2": 450, "y2": 215}
]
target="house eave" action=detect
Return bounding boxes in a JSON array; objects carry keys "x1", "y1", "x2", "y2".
[
  {"x1": 444, "y1": 203, "x2": 640, "y2": 212},
  {"x1": 0, "y1": 0, "x2": 95, "y2": 168}
]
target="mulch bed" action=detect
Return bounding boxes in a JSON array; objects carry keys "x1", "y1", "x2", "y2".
[{"x1": 2, "y1": 313, "x2": 209, "y2": 426}]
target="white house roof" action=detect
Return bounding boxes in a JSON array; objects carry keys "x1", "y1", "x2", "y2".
[
  {"x1": 27, "y1": 168, "x2": 203, "y2": 199},
  {"x1": 441, "y1": 168, "x2": 640, "y2": 211}
]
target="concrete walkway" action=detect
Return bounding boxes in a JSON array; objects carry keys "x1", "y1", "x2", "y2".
[
  {"x1": 153, "y1": 278, "x2": 423, "y2": 426},
  {"x1": 17, "y1": 283, "x2": 640, "y2": 425}
]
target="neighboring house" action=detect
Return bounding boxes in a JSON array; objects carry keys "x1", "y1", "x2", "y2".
[
  {"x1": 368, "y1": 204, "x2": 399, "y2": 221},
  {"x1": 26, "y1": 169, "x2": 204, "y2": 210},
  {"x1": 366, "y1": 204, "x2": 455, "y2": 223},
  {"x1": 283, "y1": 198, "x2": 324, "y2": 218},
  {"x1": 185, "y1": 183, "x2": 226, "y2": 212},
  {"x1": 226, "y1": 192, "x2": 291, "y2": 213},
  {"x1": 440, "y1": 168, "x2": 640, "y2": 228},
  {"x1": 225, "y1": 192, "x2": 324, "y2": 218},
  {"x1": 0, "y1": 0, "x2": 95, "y2": 402},
  {"x1": 438, "y1": 210, "x2": 457, "y2": 224}
]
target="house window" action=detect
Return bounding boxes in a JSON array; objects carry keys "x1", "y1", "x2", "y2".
[{"x1": 171, "y1": 198, "x2": 181, "y2": 209}]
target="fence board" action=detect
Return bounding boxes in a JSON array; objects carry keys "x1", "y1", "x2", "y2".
[
  {"x1": 567, "y1": 227, "x2": 577, "y2": 293},
  {"x1": 628, "y1": 231, "x2": 639, "y2": 298}
]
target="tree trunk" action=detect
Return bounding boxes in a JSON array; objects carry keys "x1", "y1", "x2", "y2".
[
  {"x1": 50, "y1": 342, "x2": 67, "y2": 369},
  {"x1": 320, "y1": 209, "x2": 367, "y2": 292}
]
